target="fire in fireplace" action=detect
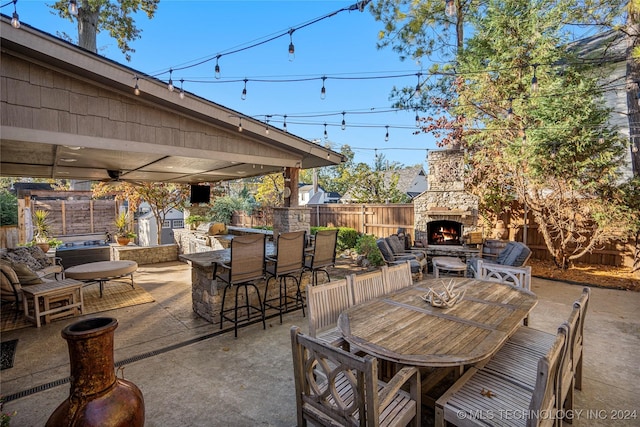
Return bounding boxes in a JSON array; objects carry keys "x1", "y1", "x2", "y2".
[{"x1": 427, "y1": 220, "x2": 463, "y2": 245}]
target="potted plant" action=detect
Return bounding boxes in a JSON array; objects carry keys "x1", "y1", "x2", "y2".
[
  {"x1": 114, "y1": 212, "x2": 136, "y2": 246},
  {"x1": 185, "y1": 214, "x2": 208, "y2": 230},
  {"x1": 32, "y1": 209, "x2": 52, "y2": 252}
]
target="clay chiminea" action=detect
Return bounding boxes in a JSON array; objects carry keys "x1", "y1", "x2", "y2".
[{"x1": 46, "y1": 317, "x2": 144, "y2": 427}]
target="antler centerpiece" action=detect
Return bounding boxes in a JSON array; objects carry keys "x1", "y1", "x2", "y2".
[{"x1": 420, "y1": 279, "x2": 465, "y2": 308}]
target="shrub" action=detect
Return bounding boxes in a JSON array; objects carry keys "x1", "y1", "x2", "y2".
[
  {"x1": 310, "y1": 226, "x2": 360, "y2": 252},
  {"x1": 0, "y1": 190, "x2": 17, "y2": 226},
  {"x1": 355, "y1": 234, "x2": 384, "y2": 267}
]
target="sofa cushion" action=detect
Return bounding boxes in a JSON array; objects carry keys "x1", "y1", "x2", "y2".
[
  {"x1": 10, "y1": 262, "x2": 44, "y2": 286},
  {"x1": 1, "y1": 247, "x2": 48, "y2": 271},
  {"x1": 376, "y1": 239, "x2": 396, "y2": 262},
  {"x1": 496, "y1": 242, "x2": 516, "y2": 265},
  {"x1": 386, "y1": 235, "x2": 406, "y2": 255},
  {"x1": 513, "y1": 243, "x2": 531, "y2": 267}
]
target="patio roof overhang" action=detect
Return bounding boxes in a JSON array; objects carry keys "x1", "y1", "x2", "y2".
[{"x1": 0, "y1": 17, "x2": 342, "y2": 185}]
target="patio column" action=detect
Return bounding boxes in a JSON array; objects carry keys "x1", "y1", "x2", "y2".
[{"x1": 272, "y1": 207, "x2": 310, "y2": 239}]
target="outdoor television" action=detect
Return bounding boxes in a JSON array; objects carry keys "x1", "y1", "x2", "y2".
[{"x1": 189, "y1": 185, "x2": 210, "y2": 204}]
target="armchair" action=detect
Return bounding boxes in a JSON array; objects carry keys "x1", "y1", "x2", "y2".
[{"x1": 290, "y1": 326, "x2": 421, "y2": 427}]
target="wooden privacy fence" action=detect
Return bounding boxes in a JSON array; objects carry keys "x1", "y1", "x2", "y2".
[
  {"x1": 17, "y1": 198, "x2": 117, "y2": 243},
  {"x1": 230, "y1": 202, "x2": 635, "y2": 268}
]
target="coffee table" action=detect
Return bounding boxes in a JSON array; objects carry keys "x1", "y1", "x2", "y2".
[
  {"x1": 432, "y1": 256, "x2": 467, "y2": 278},
  {"x1": 65, "y1": 260, "x2": 138, "y2": 297}
]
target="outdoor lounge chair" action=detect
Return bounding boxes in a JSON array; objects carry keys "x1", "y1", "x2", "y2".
[
  {"x1": 376, "y1": 238, "x2": 426, "y2": 275},
  {"x1": 467, "y1": 240, "x2": 532, "y2": 277}
]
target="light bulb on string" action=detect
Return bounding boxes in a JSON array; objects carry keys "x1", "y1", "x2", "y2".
[
  {"x1": 68, "y1": 0, "x2": 78, "y2": 16},
  {"x1": 324, "y1": 123, "x2": 328, "y2": 140},
  {"x1": 633, "y1": 141, "x2": 639, "y2": 153},
  {"x1": 241, "y1": 79, "x2": 247, "y2": 100},
  {"x1": 598, "y1": 133, "x2": 604, "y2": 144},
  {"x1": 265, "y1": 116, "x2": 270, "y2": 135},
  {"x1": 415, "y1": 111, "x2": 420, "y2": 127},
  {"x1": 531, "y1": 64, "x2": 539, "y2": 93},
  {"x1": 11, "y1": 0, "x2": 20, "y2": 29},
  {"x1": 214, "y1": 55, "x2": 221, "y2": 79},
  {"x1": 506, "y1": 97, "x2": 514, "y2": 120},
  {"x1": 167, "y1": 69, "x2": 174, "y2": 92},
  {"x1": 415, "y1": 73, "x2": 422, "y2": 97},
  {"x1": 238, "y1": 118, "x2": 243, "y2": 132},
  {"x1": 288, "y1": 29, "x2": 295, "y2": 62},
  {"x1": 384, "y1": 125, "x2": 389, "y2": 142},
  {"x1": 320, "y1": 76, "x2": 327, "y2": 100},
  {"x1": 179, "y1": 79, "x2": 185, "y2": 99},
  {"x1": 133, "y1": 76, "x2": 140, "y2": 96},
  {"x1": 283, "y1": 115, "x2": 288, "y2": 132},
  {"x1": 341, "y1": 112, "x2": 346, "y2": 130},
  {"x1": 445, "y1": 0, "x2": 456, "y2": 17}
]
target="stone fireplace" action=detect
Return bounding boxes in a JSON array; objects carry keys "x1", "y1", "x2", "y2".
[{"x1": 413, "y1": 149, "x2": 479, "y2": 245}]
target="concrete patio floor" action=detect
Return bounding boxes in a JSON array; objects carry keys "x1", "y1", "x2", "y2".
[{"x1": 1, "y1": 261, "x2": 638, "y2": 426}]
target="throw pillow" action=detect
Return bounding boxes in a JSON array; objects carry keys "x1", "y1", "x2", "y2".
[
  {"x1": 26, "y1": 246, "x2": 51, "y2": 269},
  {"x1": 11, "y1": 262, "x2": 44, "y2": 286},
  {"x1": 0, "y1": 259, "x2": 22, "y2": 301}
]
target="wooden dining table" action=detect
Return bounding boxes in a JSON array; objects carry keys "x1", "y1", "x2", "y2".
[{"x1": 337, "y1": 277, "x2": 537, "y2": 368}]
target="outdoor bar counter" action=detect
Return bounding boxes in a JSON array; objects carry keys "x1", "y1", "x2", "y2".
[{"x1": 180, "y1": 243, "x2": 278, "y2": 325}]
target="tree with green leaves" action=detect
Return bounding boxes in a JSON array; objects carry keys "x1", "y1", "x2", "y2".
[
  {"x1": 371, "y1": 0, "x2": 636, "y2": 269},
  {"x1": 49, "y1": 0, "x2": 159, "y2": 61}
]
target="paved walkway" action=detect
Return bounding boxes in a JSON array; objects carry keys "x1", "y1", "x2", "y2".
[{"x1": 1, "y1": 261, "x2": 638, "y2": 426}]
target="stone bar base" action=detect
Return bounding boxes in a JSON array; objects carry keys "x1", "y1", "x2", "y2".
[
  {"x1": 187, "y1": 257, "x2": 309, "y2": 326},
  {"x1": 272, "y1": 207, "x2": 310, "y2": 238}
]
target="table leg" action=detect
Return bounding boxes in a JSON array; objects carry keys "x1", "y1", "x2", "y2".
[{"x1": 33, "y1": 295, "x2": 42, "y2": 328}]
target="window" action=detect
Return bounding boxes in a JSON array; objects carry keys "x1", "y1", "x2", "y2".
[
  {"x1": 162, "y1": 220, "x2": 171, "y2": 228},
  {"x1": 172, "y1": 219, "x2": 184, "y2": 229}
]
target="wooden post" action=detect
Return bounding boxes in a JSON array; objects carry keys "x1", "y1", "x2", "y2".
[
  {"x1": 61, "y1": 201, "x2": 67, "y2": 235},
  {"x1": 284, "y1": 167, "x2": 299, "y2": 208}
]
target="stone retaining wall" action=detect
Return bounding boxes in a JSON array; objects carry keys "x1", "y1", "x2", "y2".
[{"x1": 111, "y1": 244, "x2": 178, "y2": 265}]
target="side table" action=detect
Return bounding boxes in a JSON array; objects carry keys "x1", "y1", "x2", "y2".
[{"x1": 21, "y1": 279, "x2": 84, "y2": 327}]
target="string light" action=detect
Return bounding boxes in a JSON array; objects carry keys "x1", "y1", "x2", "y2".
[
  {"x1": 179, "y1": 78, "x2": 185, "y2": 99},
  {"x1": 341, "y1": 112, "x2": 346, "y2": 130},
  {"x1": 598, "y1": 133, "x2": 604, "y2": 144},
  {"x1": 68, "y1": 0, "x2": 78, "y2": 16},
  {"x1": 283, "y1": 115, "x2": 288, "y2": 132},
  {"x1": 415, "y1": 73, "x2": 422, "y2": 97},
  {"x1": 531, "y1": 64, "x2": 539, "y2": 93},
  {"x1": 324, "y1": 123, "x2": 328, "y2": 140},
  {"x1": 445, "y1": 0, "x2": 456, "y2": 17},
  {"x1": 265, "y1": 116, "x2": 270, "y2": 135},
  {"x1": 241, "y1": 78, "x2": 248, "y2": 100},
  {"x1": 320, "y1": 76, "x2": 327, "y2": 100},
  {"x1": 288, "y1": 29, "x2": 295, "y2": 62},
  {"x1": 10, "y1": 0, "x2": 19, "y2": 29},
  {"x1": 415, "y1": 111, "x2": 420, "y2": 127},
  {"x1": 506, "y1": 97, "x2": 514, "y2": 120},
  {"x1": 238, "y1": 118, "x2": 243, "y2": 132},
  {"x1": 214, "y1": 55, "x2": 221, "y2": 79},
  {"x1": 167, "y1": 69, "x2": 174, "y2": 92},
  {"x1": 385, "y1": 125, "x2": 389, "y2": 142},
  {"x1": 133, "y1": 76, "x2": 140, "y2": 96}
]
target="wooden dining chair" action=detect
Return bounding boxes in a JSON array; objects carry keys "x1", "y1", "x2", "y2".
[
  {"x1": 216, "y1": 234, "x2": 266, "y2": 338},
  {"x1": 290, "y1": 326, "x2": 421, "y2": 427},
  {"x1": 301, "y1": 229, "x2": 338, "y2": 286},
  {"x1": 382, "y1": 260, "x2": 414, "y2": 294},
  {"x1": 263, "y1": 230, "x2": 306, "y2": 323},
  {"x1": 436, "y1": 324, "x2": 569, "y2": 427},
  {"x1": 350, "y1": 269, "x2": 386, "y2": 305},
  {"x1": 306, "y1": 278, "x2": 352, "y2": 347}
]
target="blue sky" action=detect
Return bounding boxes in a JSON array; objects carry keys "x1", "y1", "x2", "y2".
[{"x1": 13, "y1": 0, "x2": 439, "y2": 168}]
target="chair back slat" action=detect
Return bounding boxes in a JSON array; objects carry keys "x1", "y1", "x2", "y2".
[
  {"x1": 229, "y1": 234, "x2": 265, "y2": 284},
  {"x1": 310, "y1": 229, "x2": 338, "y2": 269},
  {"x1": 383, "y1": 261, "x2": 413, "y2": 293},
  {"x1": 529, "y1": 324, "x2": 569, "y2": 425},
  {"x1": 306, "y1": 278, "x2": 352, "y2": 337},
  {"x1": 350, "y1": 270, "x2": 386, "y2": 305},
  {"x1": 273, "y1": 230, "x2": 306, "y2": 275}
]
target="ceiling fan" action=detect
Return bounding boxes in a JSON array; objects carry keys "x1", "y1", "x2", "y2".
[{"x1": 73, "y1": 170, "x2": 143, "y2": 188}]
